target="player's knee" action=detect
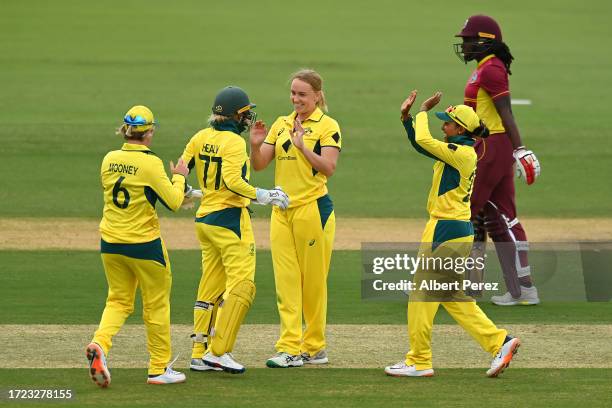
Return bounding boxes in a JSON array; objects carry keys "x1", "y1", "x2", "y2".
[
  {"x1": 209, "y1": 280, "x2": 256, "y2": 356},
  {"x1": 229, "y1": 279, "x2": 256, "y2": 307},
  {"x1": 106, "y1": 298, "x2": 135, "y2": 315},
  {"x1": 483, "y1": 202, "x2": 508, "y2": 238},
  {"x1": 142, "y1": 308, "x2": 168, "y2": 326}
]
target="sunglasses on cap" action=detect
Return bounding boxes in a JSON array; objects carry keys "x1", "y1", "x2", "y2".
[
  {"x1": 124, "y1": 114, "x2": 154, "y2": 126},
  {"x1": 445, "y1": 106, "x2": 469, "y2": 129}
]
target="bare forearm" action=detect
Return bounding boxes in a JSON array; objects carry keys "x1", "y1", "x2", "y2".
[
  {"x1": 494, "y1": 96, "x2": 523, "y2": 149},
  {"x1": 299, "y1": 148, "x2": 336, "y2": 177},
  {"x1": 502, "y1": 114, "x2": 523, "y2": 149},
  {"x1": 249, "y1": 143, "x2": 267, "y2": 171}
]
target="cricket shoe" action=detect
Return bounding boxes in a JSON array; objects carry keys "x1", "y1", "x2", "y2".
[
  {"x1": 203, "y1": 352, "x2": 245, "y2": 374},
  {"x1": 487, "y1": 336, "x2": 521, "y2": 378},
  {"x1": 190, "y1": 357, "x2": 222, "y2": 372},
  {"x1": 301, "y1": 350, "x2": 329, "y2": 365},
  {"x1": 266, "y1": 352, "x2": 304, "y2": 368},
  {"x1": 491, "y1": 286, "x2": 540, "y2": 306},
  {"x1": 86, "y1": 342, "x2": 111, "y2": 388},
  {"x1": 147, "y1": 355, "x2": 186, "y2": 384},
  {"x1": 384, "y1": 362, "x2": 434, "y2": 377}
]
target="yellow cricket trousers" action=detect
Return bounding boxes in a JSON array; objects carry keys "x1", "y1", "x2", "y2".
[
  {"x1": 191, "y1": 207, "x2": 255, "y2": 358},
  {"x1": 94, "y1": 238, "x2": 172, "y2": 376},
  {"x1": 271, "y1": 195, "x2": 335, "y2": 356},
  {"x1": 405, "y1": 219, "x2": 507, "y2": 370}
]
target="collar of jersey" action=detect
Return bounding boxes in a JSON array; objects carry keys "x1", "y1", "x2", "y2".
[
  {"x1": 212, "y1": 120, "x2": 241, "y2": 134},
  {"x1": 447, "y1": 135, "x2": 475, "y2": 146},
  {"x1": 121, "y1": 143, "x2": 153, "y2": 152},
  {"x1": 477, "y1": 54, "x2": 496, "y2": 67},
  {"x1": 287, "y1": 107, "x2": 325, "y2": 124}
]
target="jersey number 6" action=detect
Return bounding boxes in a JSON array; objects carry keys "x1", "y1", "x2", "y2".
[
  {"x1": 199, "y1": 153, "x2": 223, "y2": 190},
  {"x1": 112, "y1": 176, "x2": 130, "y2": 209}
]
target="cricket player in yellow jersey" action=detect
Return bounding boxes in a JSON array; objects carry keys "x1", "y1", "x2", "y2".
[
  {"x1": 183, "y1": 86, "x2": 289, "y2": 374},
  {"x1": 384, "y1": 91, "x2": 520, "y2": 378},
  {"x1": 86, "y1": 105, "x2": 189, "y2": 387},
  {"x1": 250, "y1": 69, "x2": 341, "y2": 368}
]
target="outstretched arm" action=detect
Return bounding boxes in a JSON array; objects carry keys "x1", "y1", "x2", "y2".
[
  {"x1": 400, "y1": 89, "x2": 437, "y2": 160},
  {"x1": 413, "y1": 91, "x2": 465, "y2": 169}
]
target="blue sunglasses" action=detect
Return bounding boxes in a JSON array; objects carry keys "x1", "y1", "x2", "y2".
[{"x1": 124, "y1": 114, "x2": 154, "y2": 126}]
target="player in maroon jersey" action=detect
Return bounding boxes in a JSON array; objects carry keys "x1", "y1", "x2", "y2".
[{"x1": 454, "y1": 15, "x2": 541, "y2": 306}]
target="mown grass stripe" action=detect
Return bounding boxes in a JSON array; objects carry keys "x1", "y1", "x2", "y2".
[{"x1": 2, "y1": 324, "x2": 610, "y2": 369}]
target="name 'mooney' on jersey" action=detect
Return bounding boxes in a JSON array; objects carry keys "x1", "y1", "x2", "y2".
[
  {"x1": 182, "y1": 127, "x2": 256, "y2": 218},
  {"x1": 263, "y1": 107, "x2": 341, "y2": 208},
  {"x1": 100, "y1": 143, "x2": 185, "y2": 243}
]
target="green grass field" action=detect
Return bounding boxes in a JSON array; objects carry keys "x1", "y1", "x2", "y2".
[
  {"x1": 2, "y1": 0, "x2": 612, "y2": 406},
  {"x1": 1, "y1": 0, "x2": 611, "y2": 218},
  {"x1": 2, "y1": 369, "x2": 611, "y2": 408},
  {"x1": 1, "y1": 250, "x2": 611, "y2": 325}
]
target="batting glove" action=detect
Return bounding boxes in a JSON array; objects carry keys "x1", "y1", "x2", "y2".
[
  {"x1": 513, "y1": 146, "x2": 540, "y2": 185},
  {"x1": 255, "y1": 187, "x2": 290, "y2": 210},
  {"x1": 181, "y1": 184, "x2": 203, "y2": 209}
]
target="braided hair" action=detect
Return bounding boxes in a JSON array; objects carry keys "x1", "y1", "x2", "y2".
[
  {"x1": 468, "y1": 120, "x2": 490, "y2": 138},
  {"x1": 489, "y1": 41, "x2": 514, "y2": 75}
]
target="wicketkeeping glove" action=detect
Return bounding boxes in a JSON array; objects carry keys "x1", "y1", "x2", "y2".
[
  {"x1": 254, "y1": 186, "x2": 290, "y2": 210},
  {"x1": 181, "y1": 184, "x2": 203, "y2": 210},
  {"x1": 513, "y1": 146, "x2": 540, "y2": 185}
]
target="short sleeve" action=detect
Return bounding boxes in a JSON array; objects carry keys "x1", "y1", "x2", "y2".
[
  {"x1": 480, "y1": 63, "x2": 509, "y2": 100},
  {"x1": 264, "y1": 117, "x2": 285, "y2": 145},
  {"x1": 320, "y1": 120, "x2": 342, "y2": 150},
  {"x1": 181, "y1": 133, "x2": 198, "y2": 171}
]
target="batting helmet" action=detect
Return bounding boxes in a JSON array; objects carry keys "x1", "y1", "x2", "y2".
[
  {"x1": 456, "y1": 15, "x2": 503, "y2": 41},
  {"x1": 212, "y1": 86, "x2": 256, "y2": 117}
]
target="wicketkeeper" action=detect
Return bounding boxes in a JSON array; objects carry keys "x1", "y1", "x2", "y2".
[{"x1": 183, "y1": 86, "x2": 289, "y2": 374}]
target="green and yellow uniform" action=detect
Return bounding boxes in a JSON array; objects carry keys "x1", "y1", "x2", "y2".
[
  {"x1": 402, "y1": 111, "x2": 506, "y2": 370},
  {"x1": 264, "y1": 107, "x2": 341, "y2": 356},
  {"x1": 94, "y1": 142, "x2": 185, "y2": 376},
  {"x1": 182, "y1": 121, "x2": 257, "y2": 358}
]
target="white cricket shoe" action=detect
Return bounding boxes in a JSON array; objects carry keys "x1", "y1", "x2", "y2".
[
  {"x1": 384, "y1": 362, "x2": 434, "y2": 377},
  {"x1": 487, "y1": 336, "x2": 521, "y2": 377},
  {"x1": 147, "y1": 355, "x2": 186, "y2": 384},
  {"x1": 491, "y1": 285, "x2": 540, "y2": 306},
  {"x1": 147, "y1": 367, "x2": 186, "y2": 384},
  {"x1": 86, "y1": 342, "x2": 111, "y2": 388},
  {"x1": 301, "y1": 350, "x2": 329, "y2": 365},
  {"x1": 203, "y1": 352, "x2": 245, "y2": 374},
  {"x1": 190, "y1": 358, "x2": 222, "y2": 372},
  {"x1": 266, "y1": 352, "x2": 304, "y2": 368}
]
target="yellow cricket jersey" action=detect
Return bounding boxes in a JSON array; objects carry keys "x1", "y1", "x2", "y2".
[
  {"x1": 264, "y1": 107, "x2": 341, "y2": 208},
  {"x1": 182, "y1": 125, "x2": 257, "y2": 218},
  {"x1": 99, "y1": 143, "x2": 186, "y2": 243},
  {"x1": 404, "y1": 112, "x2": 476, "y2": 221}
]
